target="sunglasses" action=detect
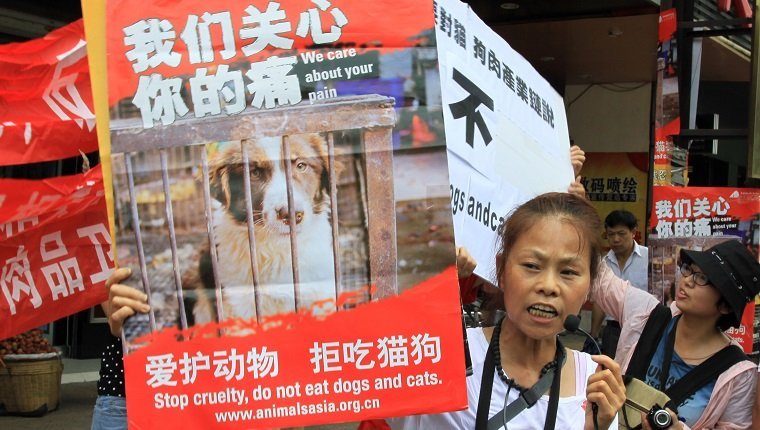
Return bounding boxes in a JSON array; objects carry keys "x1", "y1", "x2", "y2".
[{"x1": 679, "y1": 263, "x2": 710, "y2": 286}]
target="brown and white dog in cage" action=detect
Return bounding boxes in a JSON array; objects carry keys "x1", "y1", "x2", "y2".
[{"x1": 193, "y1": 133, "x2": 342, "y2": 323}]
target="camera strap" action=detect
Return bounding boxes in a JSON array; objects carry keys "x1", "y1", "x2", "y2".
[{"x1": 475, "y1": 332, "x2": 564, "y2": 430}]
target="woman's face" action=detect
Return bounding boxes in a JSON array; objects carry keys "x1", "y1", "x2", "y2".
[
  {"x1": 500, "y1": 216, "x2": 592, "y2": 340},
  {"x1": 675, "y1": 263, "x2": 725, "y2": 319}
]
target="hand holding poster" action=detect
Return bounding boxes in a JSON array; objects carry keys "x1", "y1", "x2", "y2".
[
  {"x1": 89, "y1": 0, "x2": 467, "y2": 427},
  {"x1": 435, "y1": 0, "x2": 574, "y2": 282}
]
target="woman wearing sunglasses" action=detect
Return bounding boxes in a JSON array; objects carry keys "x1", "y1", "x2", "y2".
[{"x1": 592, "y1": 240, "x2": 760, "y2": 429}]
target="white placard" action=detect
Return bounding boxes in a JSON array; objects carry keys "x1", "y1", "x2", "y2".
[{"x1": 436, "y1": 0, "x2": 573, "y2": 282}]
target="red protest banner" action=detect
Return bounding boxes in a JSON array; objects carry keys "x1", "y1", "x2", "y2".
[
  {"x1": 0, "y1": 166, "x2": 113, "y2": 340},
  {"x1": 649, "y1": 186, "x2": 760, "y2": 352},
  {"x1": 124, "y1": 268, "x2": 465, "y2": 429},
  {"x1": 0, "y1": 20, "x2": 98, "y2": 165}
]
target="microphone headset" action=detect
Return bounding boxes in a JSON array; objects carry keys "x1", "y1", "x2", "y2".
[{"x1": 563, "y1": 315, "x2": 601, "y2": 430}]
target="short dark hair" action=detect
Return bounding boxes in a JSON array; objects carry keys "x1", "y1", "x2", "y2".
[{"x1": 604, "y1": 209, "x2": 638, "y2": 230}]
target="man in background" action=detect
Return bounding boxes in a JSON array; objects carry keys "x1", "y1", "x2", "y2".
[{"x1": 591, "y1": 209, "x2": 648, "y2": 358}]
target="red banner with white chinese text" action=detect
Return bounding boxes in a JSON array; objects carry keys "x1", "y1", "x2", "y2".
[
  {"x1": 0, "y1": 20, "x2": 98, "y2": 165},
  {"x1": 0, "y1": 166, "x2": 112, "y2": 340},
  {"x1": 124, "y1": 268, "x2": 465, "y2": 429}
]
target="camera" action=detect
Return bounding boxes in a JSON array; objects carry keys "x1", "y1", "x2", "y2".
[{"x1": 646, "y1": 404, "x2": 673, "y2": 429}]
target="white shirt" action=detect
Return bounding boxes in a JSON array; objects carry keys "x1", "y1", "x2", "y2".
[
  {"x1": 603, "y1": 240, "x2": 648, "y2": 292},
  {"x1": 389, "y1": 328, "x2": 616, "y2": 430}
]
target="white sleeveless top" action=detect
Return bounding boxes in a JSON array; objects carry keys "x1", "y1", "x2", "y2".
[{"x1": 389, "y1": 327, "x2": 616, "y2": 429}]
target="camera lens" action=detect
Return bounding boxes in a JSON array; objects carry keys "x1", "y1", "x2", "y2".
[{"x1": 651, "y1": 409, "x2": 672, "y2": 428}]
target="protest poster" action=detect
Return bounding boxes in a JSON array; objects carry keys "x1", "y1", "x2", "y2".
[
  {"x1": 435, "y1": 0, "x2": 574, "y2": 282},
  {"x1": 649, "y1": 186, "x2": 760, "y2": 353},
  {"x1": 0, "y1": 20, "x2": 98, "y2": 165},
  {"x1": 87, "y1": 0, "x2": 467, "y2": 427},
  {"x1": 581, "y1": 152, "x2": 649, "y2": 241},
  {"x1": 0, "y1": 21, "x2": 112, "y2": 340}
]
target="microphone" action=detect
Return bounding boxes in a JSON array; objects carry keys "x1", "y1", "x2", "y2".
[{"x1": 563, "y1": 315, "x2": 601, "y2": 355}]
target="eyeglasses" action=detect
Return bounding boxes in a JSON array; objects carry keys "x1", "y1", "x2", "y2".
[{"x1": 679, "y1": 264, "x2": 710, "y2": 286}]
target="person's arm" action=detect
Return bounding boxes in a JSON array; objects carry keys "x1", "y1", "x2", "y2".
[
  {"x1": 104, "y1": 267, "x2": 150, "y2": 336},
  {"x1": 710, "y1": 366, "x2": 756, "y2": 429},
  {"x1": 590, "y1": 303, "x2": 605, "y2": 339},
  {"x1": 589, "y1": 261, "x2": 629, "y2": 322}
]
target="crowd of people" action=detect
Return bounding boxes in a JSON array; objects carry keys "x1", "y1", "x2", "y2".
[{"x1": 94, "y1": 146, "x2": 760, "y2": 430}]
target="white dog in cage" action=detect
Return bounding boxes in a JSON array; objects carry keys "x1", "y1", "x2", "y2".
[{"x1": 192, "y1": 133, "x2": 342, "y2": 323}]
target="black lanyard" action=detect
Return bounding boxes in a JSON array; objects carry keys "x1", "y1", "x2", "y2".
[
  {"x1": 657, "y1": 316, "x2": 680, "y2": 391},
  {"x1": 475, "y1": 328, "x2": 563, "y2": 430}
]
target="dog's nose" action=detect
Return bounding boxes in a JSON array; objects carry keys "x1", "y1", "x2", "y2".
[{"x1": 276, "y1": 207, "x2": 304, "y2": 225}]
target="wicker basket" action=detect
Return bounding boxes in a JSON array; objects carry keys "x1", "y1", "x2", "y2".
[{"x1": 0, "y1": 353, "x2": 63, "y2": 416}]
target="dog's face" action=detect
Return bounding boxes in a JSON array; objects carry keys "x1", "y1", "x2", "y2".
[{"x1": 209, "y1": 133, "x2": 337, "y2": 235}]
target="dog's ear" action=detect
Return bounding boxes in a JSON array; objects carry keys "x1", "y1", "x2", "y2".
[{"x1": 208, "y1": 151, "x2": 233, "y2": 209}]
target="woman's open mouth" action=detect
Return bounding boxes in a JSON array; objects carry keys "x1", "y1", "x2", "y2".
[{"x1": 527, "y1": 304, "x2": 558, "y2": 319}]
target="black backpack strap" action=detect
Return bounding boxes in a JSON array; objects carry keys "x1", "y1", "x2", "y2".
[
  {"x1": 626, "y1": 304, "x2": 672, "y2": 380},
  {"x1": 665, "y1": 344, "x2": 748, "y2": 407}
]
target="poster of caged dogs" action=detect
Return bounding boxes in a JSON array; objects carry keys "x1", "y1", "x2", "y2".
[{"x1": 105, "y1": 11, "x2": 457, "y2": 345}]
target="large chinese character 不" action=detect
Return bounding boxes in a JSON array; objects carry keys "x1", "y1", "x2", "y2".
[
  {"x1": 309, "y1": 341, "x2": 342, "y2": 373},
  {"x1": 180, "y1": 11, "x2": 236, "y2": 64},
  {"x1": 189, "y1": 65, "x2": 246, "y2": 118},
  {"x1": 246, "y1": 55, "x2": 301, "y2": 109},
  {"x1": 240, "y1": 3, "x2": 293, "y2": 56},
  {"x1": 146, "y1": 354, "x2": 178, "y2": 388},
  {"x1": 179, "y1": 352, "x2": 210, "y2": 385},
  {"x1": 123, "y1": 19, "x2": 181, "y2": 73},
  {"x1": 39, "y1": 231, "x2": 83, "y2": 301},
  {"x1": 247, "y1": 347, "x2": 279, "y2": 378},
  {"x1": 448, "y1": 68, "x2": 493, "y2": 147},
  {"x1": 132, "y1": 74, "x2": 190, "y2": 128},
  {"x1": 1, "y1": 246, "x2": 42, "y2": 315},
  {"x1": 342, "y1": 339, "x2": 375, "y2": 370},
  {"x1": 377, "y1": 335, "x2": 409, "y2": 368},
  {"x1": 295, "y1": 0, "x2": 348, "y2": 45},
  {"x1": 411, "y1": 334, "x2": 441, "y2": 365}
]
